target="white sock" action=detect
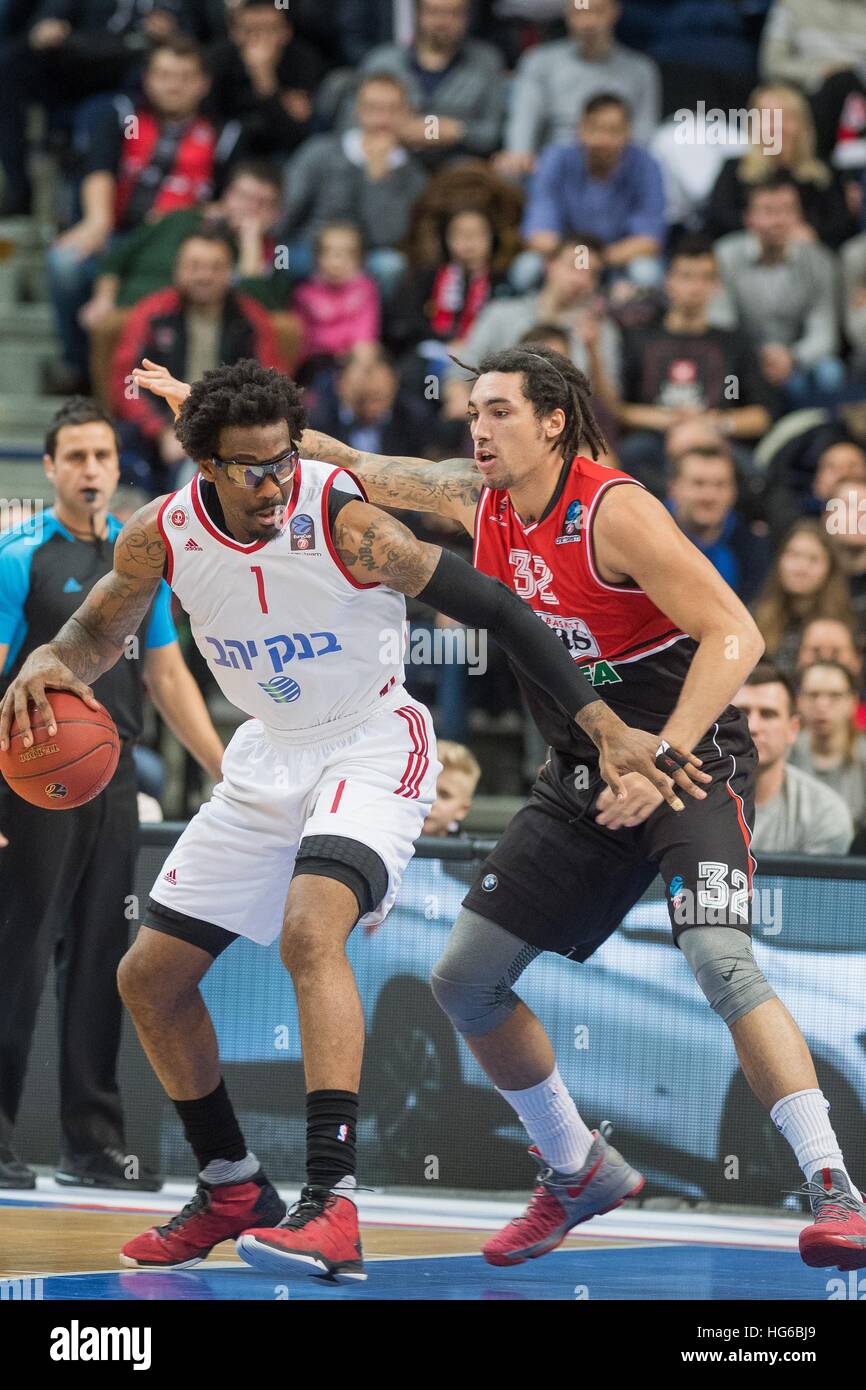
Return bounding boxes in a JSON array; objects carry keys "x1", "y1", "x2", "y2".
[
  {"x1": 497, "y1": 1067, "x2": 594, "y2": 1175},
  {"x1": 199, "y1": 1151, "x2": 259, "y2": 1186},
  {"x1": 770, "y1": 1089, "x2": 859, "y2": 1199}
]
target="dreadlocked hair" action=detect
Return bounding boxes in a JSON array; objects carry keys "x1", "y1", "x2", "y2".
[
  {"x1": 175, "y1": 359, "x2": 307, "y2": 462},
  {"x1": 450, "y1": 345, "x2": 608, "y2": 461}
]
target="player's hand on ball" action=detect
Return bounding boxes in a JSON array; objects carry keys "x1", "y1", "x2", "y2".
[
  {"x1": 592, "y1": 718, "x2": 710, "y2": 813},
  {"x1": 595, "y1": 775, "x2": 663, "y2": 830},
  {"x1": 0, "y1": 648, "x2": 99, "y2": 751},
  {"x1": 131, "y1": 359, "x2": 191, "y2": 419}
]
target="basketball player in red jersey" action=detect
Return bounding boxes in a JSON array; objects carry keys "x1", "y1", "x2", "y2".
[{"x1": 136, "y1": 350, "x2": 866, "y2": 1273}]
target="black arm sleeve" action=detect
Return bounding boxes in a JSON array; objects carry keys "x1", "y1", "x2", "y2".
[{"x1": 416, "y1": 548, "x2": 602, "y2": 718}]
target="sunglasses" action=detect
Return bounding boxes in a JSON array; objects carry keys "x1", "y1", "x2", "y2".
[{"x1": 212, "y1": 446, "x2": 300, "y2": 489}]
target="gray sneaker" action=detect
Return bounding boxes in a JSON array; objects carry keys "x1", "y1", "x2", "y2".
[
  {"x1": 798, "y1": 1167, "x2": 866, "y2": 1271},
  {"x1": 483, "y1": 1132, "x2": 645, "y2": 1266}
]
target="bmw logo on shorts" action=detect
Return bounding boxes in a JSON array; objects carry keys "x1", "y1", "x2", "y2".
[{"x1": 482, "y1": 873, "x2": 498, "y2": 892}]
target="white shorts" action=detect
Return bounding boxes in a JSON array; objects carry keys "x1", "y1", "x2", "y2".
[{"x1": 148, "y1": 691, "x2": 440, "y2": 946}]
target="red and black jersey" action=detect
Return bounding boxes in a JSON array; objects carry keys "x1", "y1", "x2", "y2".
[{"x1": 473, "y1": 454, "x2": 697, "y2": 760}]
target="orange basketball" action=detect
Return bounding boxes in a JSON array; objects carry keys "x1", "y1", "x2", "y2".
[{"x1": 0, "y1": 690, "x2": 120, "y2": 809}]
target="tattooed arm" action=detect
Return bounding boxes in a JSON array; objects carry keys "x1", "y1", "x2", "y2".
[
  {"x1": 130, "y1": 359, "x2": 482, "y2": 534},
  {"x1": 0, "y1": 501, "x2": 168, "y2": 749},
  {"x1": 333, "y1": 502, "x2": 709, "y2": 807},
  {"x1": 302, "y1": 430, "x2": 481, "y2": 534}
]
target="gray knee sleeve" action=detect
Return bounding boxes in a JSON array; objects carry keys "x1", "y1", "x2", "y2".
[
  {"x1": 431, "y1": 907, "x2": 540, "y2": 1038},
  {"x1": 678, "y1": 926, "x2": 776, "y2": 1027}
]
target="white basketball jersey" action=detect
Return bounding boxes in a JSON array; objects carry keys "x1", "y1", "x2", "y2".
[{"x1": 157, "y1": 461, "x2": 407, "y2": 734}]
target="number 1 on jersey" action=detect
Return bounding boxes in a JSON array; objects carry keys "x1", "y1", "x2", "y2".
[{"x1": 251, "y1": 565, "x2": 268, "y2": 614}]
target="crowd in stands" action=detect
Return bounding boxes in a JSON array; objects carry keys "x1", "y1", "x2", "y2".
[{"x1": 8, "y1": 0, "x2": 866, "y2": 849}]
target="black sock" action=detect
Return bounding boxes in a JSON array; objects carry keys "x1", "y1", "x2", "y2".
[
  {"x1": 306, "y1": 1089, "x2": 358, "y2": 1189},
  {"x1": 173, "y1": 1079, "x2": 247, "y2": 1172}
]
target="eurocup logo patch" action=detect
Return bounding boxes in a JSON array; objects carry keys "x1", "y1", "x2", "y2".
[
  {"x1": 169, "y1": 507, "x2": 188, "y2": 530},
  {"x1": 290, "y1": 513, "x2": 315, "y2": 551},
  {"x1": 45, "y1": 783, "x2": 68, "y2": 800},
  {"x1": 556, "y1": 498, "x2": 583, "y2": 546}
]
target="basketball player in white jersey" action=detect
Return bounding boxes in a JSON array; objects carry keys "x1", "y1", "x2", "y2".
[{"x1": 0, "y1": 360, "x2": 707, "y2": 1283}]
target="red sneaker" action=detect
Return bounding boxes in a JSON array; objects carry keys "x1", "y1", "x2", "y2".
[
  {"x1": 484, "y1": 1135, "x2": 644, "y2": 1267},
  {"x1": 799, "y1": 1168, "x2": 866, "y2": 1271},
  {"x1": 237, "y1": 1184, "x2": 366, "y2": 1283},
  {"x1": 120, "y1": 1171, "x2": 285, "y2": 1269}
]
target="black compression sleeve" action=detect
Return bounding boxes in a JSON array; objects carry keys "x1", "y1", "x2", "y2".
[{"x1": 415, "y1": 548, "x2": 602, "y2": 717}]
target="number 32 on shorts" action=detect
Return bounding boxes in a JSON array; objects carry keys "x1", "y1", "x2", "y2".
[{"x1": 697, "y1": 861, "x2": 749, "y2": 923}]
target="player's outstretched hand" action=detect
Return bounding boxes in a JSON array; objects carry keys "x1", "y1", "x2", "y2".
[
  {"x1": 0, "y1": 649, "x2": 99, "y2": 752},
  {"x1": 592, "y1": 719, "x2": 710, "y2": 813},
  {"x1": 131, "y1": 359, "x2": 191, "y2": 419}
]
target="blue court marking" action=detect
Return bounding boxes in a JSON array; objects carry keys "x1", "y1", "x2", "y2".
[{"x1": 23, "y1": 1247, "x2": 836, "y2": 1301}]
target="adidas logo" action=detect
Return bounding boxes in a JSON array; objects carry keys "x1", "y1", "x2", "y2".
[
  {"x1": 184, "y1": 538, "x2": 202, "y2": 551},
  {"x1": 163, "y1": 868, "x2": 177, "y2": 885}
]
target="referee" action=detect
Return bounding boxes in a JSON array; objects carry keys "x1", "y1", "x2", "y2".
[{"x1": 0, "y1": 398, "x2": 223, "y2": 1190}]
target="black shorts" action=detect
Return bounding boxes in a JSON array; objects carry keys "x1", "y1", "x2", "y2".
[{"x1": 463, "y1": 706, "x2": 757, "y2": 959}]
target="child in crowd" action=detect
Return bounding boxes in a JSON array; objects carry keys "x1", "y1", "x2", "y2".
[{"x1": 292, "y1": 222, "x2": 381, "y2": 368}]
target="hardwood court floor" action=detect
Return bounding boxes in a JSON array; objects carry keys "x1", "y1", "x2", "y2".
[{"x1": 0, "y1": 1203, "x2": 631, "y2": 1278}]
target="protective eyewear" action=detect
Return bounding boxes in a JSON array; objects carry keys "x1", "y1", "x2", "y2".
[{"x1": 212, "y1": 446, "x2": 300, "y2": 489}]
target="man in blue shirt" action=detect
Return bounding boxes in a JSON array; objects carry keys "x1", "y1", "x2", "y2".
[
  {"x1": 665, "y1": 445, "x2": 771, "y2": 604},
  {"x1": 522, "y1": 91, "x2": 666, "y2": 289},
  {"x1": 0, "y1": 397, "x2": 223, "y2": 1191}
]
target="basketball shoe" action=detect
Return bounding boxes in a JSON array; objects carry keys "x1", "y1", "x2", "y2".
[
  {"x1": 237, "y1": 1183, "x2": 366, "y2": 1282},
  {"x1": 483, "y1": 1132, "x2": 645, "y2": 1266},
  {"x1": 120, "y1": 1170, "x2": 285, "y2": 1268},
  {"x1": 798, "y1": 1168, "x2": 866, "y2": 1270}
]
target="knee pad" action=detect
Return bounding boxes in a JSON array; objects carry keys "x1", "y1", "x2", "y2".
[
  {"x1": 430, "y1": 907, "x2": 539, "y2": 1038},
  {"x1": 678, "y1": 926, "x2": 776, "y2": 1027}
]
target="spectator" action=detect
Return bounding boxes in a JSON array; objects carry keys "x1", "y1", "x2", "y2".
[
  {"x1": 714, "y1": 174, "x2": 844, "y2": 406},
  {"x1": 666, "y1": 447, "x2": 771, "y2": 604},
  {"x1": 497, "y1": 0, "x2": 661, "y2": 177},
  {"x1": 444, "y1": 235, "x2": 621, "y2": 424},
  {"x1": 520, "y1": 92, "x2": 666, "y2": 291},
  {"x1": 292, "y1": 223, "x2": 381, "y2": 370},
  {"x1": 734, "y1": 663, "x2": 854, "y2": 855},
  {"x1": 798, "y1": 616, "x2": 864, "y2": 683},
  {"x1": 306, "y1": 342, "x2": 440, "y2": 459},
  {"x1": 517, "y1": 322, "x2": 570, "y2": 355},
  {"x1": 617, "y1": 235, "x2": 775, "y2": 492},
  {"x1": 387, "y1": 207, "x2": 505, "y2": 364},
  {"x1": 207, "y1": 0, "x2": 324, "y2": 162},
  {"x1": 0, "y1": 1, "x2": 191, "y2": 217},
  {"x1": 82, "y1": 160, "x2": 294, "y2": 400},
  {"x1": 774, "y1": 437, "x2": 866, "y2": 540},
  {"x1": 279, "y1": 72, "x2": 428, "y2": 296},
  {"x1": 110, "y1": 227, "x2": 286, "y2": 486},
  {"x1": 824, "y1": 478, "x2": 866, "y2": 633},
  {"x1": 359, "y1": 0, "x2": 505, "y2": 168},
  {"x1": 753, "y1": 518, "x2": 856, "y2": 677},
  {"x1": 760, "y1": 0, "x2": 866, "y2": 169},
  {"x1": 791, "y1": 660, "x2": 866, "y2": 829},
  {"x1": 796, "y1": 615, "x2": 866, "y2": 731},
  {"x1": 45, "y1": 36, "x2": 215, "y2": 395},
  {"x1": 704, "y1": 83, "x2": 856, "y2": 249},
  {"x1": 422, "y1": 740, "x2": 481, "y2": 836}
]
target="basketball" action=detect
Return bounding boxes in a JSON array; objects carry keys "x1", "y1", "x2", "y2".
[{"x1": 0, "y1": 690, "x2": 120, "y2": 809}]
